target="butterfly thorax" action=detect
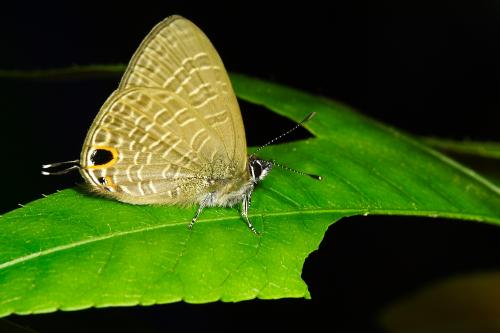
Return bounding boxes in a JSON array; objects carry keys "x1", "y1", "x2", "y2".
[{"x1": 198, "y1": 155, "x2": 272, "y2": 208}]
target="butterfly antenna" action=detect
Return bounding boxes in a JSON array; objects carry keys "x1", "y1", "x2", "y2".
[
  {"x1": 272, "y1": 160, "x2": 322, "y2": 181},
  {"x1": 251, "y1": 112, "x2": 316, "y2": 157},
  {"x1": 41, "y1": 160, "x2": 81, "y2": 175},
  {"x1": 249, "y1": 112, "x2": 322, "y2": 181}
]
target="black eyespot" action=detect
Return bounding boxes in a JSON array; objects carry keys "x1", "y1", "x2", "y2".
[
  {"x1": 90, "y1": 149, "x2": 114, "y2": 166},
  {"x1": 98, "y1": 177, "x2": 106, "y2": 185}
]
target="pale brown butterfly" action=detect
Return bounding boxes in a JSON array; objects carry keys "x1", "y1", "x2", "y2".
[{"x1": 42, "y1": 15, "x2": 319, "y2": 234}]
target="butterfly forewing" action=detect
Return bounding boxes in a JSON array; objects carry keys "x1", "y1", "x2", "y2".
[
  {"x1": 80, "y1": 16, "x2": 249, "y2": 204},
  {"x1": 118, "y1": 15, "x2": 247, "y2": 172}
]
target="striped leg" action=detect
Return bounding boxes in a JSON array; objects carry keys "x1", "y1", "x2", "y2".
[
  {"x1": 241, "y1": 191, "x2": 260, "y2": 235},
  {"x1": 188, "y1": 193, "x2": 213, "y2": 230}
]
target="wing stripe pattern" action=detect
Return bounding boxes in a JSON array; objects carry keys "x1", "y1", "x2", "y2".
[{"x1": 80, "y1": 16, "x2": 248, "y2": 204}]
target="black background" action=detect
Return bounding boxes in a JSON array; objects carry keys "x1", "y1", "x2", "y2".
[{"x1": 1, "y1": 1, "x2": 499, "y2": 332}]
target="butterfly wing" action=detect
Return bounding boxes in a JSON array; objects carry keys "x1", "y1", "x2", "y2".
[
  {"x1": 119, "y1": 15, "x2": 247, "y2": 173},
  {"x1": 80, "y1": 16, "x2": 248, "y2": 204}
]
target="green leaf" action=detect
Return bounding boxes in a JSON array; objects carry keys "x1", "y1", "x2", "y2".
[
  {"x1": 231, "y1": 73, "x2": 500, "y2": 222},
  {"x1": 421, "y1": 137, "x2": 500, "y2": 160},
  {"x1": 1, "y1": 72, "x2": 500, "y2": 317},
  {"x1": 419, "y1": 137, "x2": 500, "y2": 187}
]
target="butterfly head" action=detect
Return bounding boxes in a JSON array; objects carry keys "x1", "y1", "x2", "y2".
[{"x1": 248, "y1": 156, "x2": 273, "y2": 184}]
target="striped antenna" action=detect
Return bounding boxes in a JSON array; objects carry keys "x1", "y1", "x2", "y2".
[
  {"x1": 250, "y1": 112, "x2": 321, "y2": 181},
  {"x1": 251, "y1": 112, "x2": 316, "y2": 157},
  {"x1": 272, "y1": 160, "x2": 322, "y2": 181}
]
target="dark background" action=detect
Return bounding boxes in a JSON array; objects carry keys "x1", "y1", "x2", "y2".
[{"x1": 0, "y1": 1, "x2": 499, "y2": 332}]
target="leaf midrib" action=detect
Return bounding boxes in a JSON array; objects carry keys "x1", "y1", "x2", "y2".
[{"x1": 2, "y1": 208, "x2": 499, "y2": 271}]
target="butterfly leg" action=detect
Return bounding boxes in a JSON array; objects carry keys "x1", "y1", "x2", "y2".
[
  {"x1": 241, "y1": 191, "x2": 260, "y2": 235},
  {"x1": 188, "y1": 193, "x2": 214, "y2": 230}
]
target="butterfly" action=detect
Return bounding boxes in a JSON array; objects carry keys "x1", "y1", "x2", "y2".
[{"x1": 43, "y1": 15, "x2": 319, "y2": 234}]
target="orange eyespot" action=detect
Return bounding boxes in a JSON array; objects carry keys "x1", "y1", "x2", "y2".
[{"x1": 86, "y1": 146, "x2": 118, "y2": 170}]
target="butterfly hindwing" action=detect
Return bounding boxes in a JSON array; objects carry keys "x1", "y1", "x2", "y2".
[{"x1": 80, "y1": 87, "x2": 240, "y2": 203}]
